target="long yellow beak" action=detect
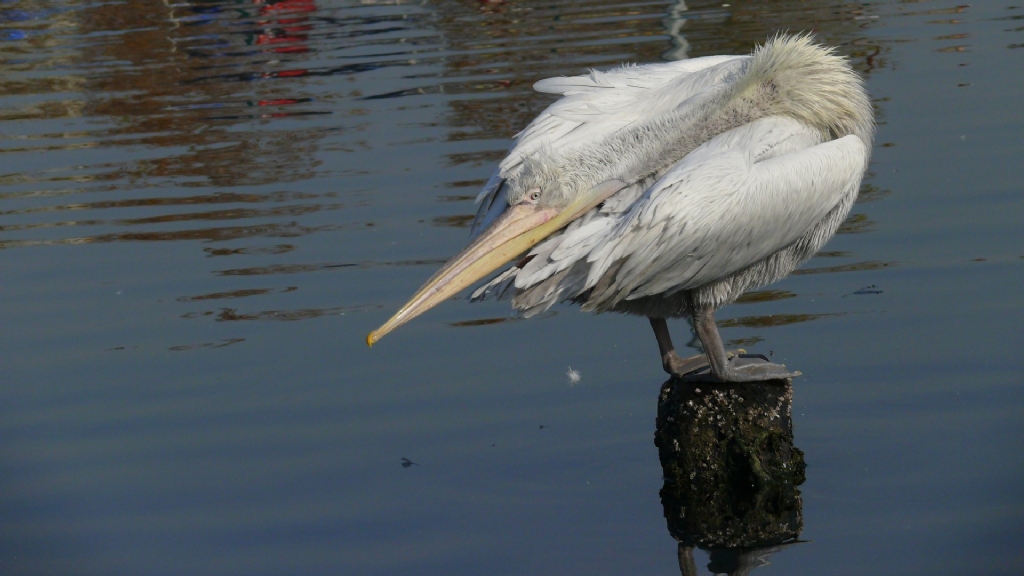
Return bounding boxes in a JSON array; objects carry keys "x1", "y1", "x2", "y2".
[{"x1": 366, "y1": 179, "x2": 626, "y2": 346}]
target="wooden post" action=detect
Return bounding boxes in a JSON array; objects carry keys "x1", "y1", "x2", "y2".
[{"x1": 655, "y1": 379, "x2": 805, "y2": 574}]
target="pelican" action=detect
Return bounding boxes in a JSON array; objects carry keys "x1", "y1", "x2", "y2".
[{"x1": 367, "y1": 35, "x2": 873, "y2": 382}]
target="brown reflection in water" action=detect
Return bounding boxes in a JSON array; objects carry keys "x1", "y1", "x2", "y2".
[
  {"x1": 815, "y1": 250, "x2": 852, "y2": 258},
  {"x1": 215, "y1": 262, "x2": 353, "y2": 277},
  {"x1": 179, "y1": 288, "x2": 274, "y2": 302},
  {"x1": 169, "y1": 337, "x2": 246, "y2": 351},
  {"x1": 437, "y1": 194, "x2": 480, "y2": 203},
  {"x1": 0, "y1": 0, "x2": 346, "y2": 256},
  {"x1": 432, "y1": 0, "x2": 888, "y2": 152},
  {"x1": 89, "y1": 221, "x2": 325, "y2": 244},
  {"x1": 719, "y1": 313, "x2": 842, "y2": 329},
  {"x1": 726, "y1": 336, "x2": 764, "y2": 348},
  {"x1": 431, "y1": 214, "x2": 476, "y2": 228},
  {"x1": 181, "y1": 304, "x2": 377, "y2": 322},
  {"x1": 836, "y1": 213, "x2": 876, "y2": 234},
  {"x1": 433, "y1": 0, "x2": 691, "y2": 159},
  {"x1": 70, "y1": 0, "x2": 325, "y2": 189},
  {"x1": 792, "y1": 260, "x2": 896, "y2": 276},
  {"x1": 856, "y1": 182, "x2": 892, "y2": 204},
  {"x1": 448, "y1": 317, "x2": 519, "y2": 328},
  {"x1": 204, "y1": 244, "x2": 296, "y2": 257},
  {"x1": 684, "y1": 1, "x2": 886, "y2": 68},
  {"x1": 177, "y1": 286, "x2": 297, "y2": 302},
  {"x1": 10, "y1": 191, "x2": 322, "y2": 214},
  {"x1": 734, "y1": 290, "x2": 797, "y2": 305},
  {"x1": 212, "y1": 258, "x2": 448, "y2": 277},
  {"x1": 445, "y1": 150, "x2": 507, "y2": 170}
]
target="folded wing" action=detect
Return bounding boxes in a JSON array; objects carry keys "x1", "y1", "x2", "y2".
[{"x1": 495, "y1": 116, "x2": 867, "y2": 314}]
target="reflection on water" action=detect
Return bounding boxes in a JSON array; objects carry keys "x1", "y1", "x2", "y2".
[
  {"x1": 656, "y1": 379, "x2": 805, "y2": 575},
  {"x1": 1, "y1": 0, "x2": 890, "y2": 258},
  {"x1": 0, "y1": 0, "x2": 895, "y2": 333},
  {"x1": 1, "y1": 0, "x2": 331, "y2": 245}
]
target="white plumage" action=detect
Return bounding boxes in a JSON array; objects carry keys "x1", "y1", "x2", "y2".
[
  {"x1": 471, "y1": 35, "x2": 872, "y2": 315},
  {"x1": 369, "y1": 35, "x2": 874, "y2": 382}
]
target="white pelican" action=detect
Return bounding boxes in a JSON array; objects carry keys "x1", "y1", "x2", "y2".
[{"x1": 367, "y1": 35, "x2": 873, "y2": 382}]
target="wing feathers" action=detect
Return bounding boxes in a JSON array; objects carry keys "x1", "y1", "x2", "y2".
[
  {"x1": 590, "y1": 120, "x2": 867, "y2": 306},
  {"x1": 500, "y1": 116, "x2": 867, "y2": 313},
  {"x1": 495, "y1": 56, "x2": 748, "y2": 179},
  {"x1": 467, "y1": 38, "x2": 872, "y2": 317}
]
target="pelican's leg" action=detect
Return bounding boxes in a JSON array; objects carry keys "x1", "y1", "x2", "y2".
[
  {"x1": 688, "y1": 309, "x2": 801, "y2": 382},
  {"x1": 649, "y1": 317, "x2": 745, "y2": 378},
  {"x1": 649, "y1": 317, "x2": 707, "y2": 376}
]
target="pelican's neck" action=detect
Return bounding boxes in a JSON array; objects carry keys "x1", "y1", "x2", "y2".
[{"x1": 745, "y1": 34, "x2": 874, "y2": 146}]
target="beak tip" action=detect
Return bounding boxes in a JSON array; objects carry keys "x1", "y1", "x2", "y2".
[{"x1": 366, "y1": 331, "x2": 379, "y2": 347}]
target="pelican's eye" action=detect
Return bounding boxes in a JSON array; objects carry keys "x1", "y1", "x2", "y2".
[{"x1": 518, "y1": 188, "x2": 542, "y2": 206}]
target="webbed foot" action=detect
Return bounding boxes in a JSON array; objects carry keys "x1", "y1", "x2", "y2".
[
  {"x1": 682, "y1": 354, "x2": 801, "y2": 383},
  {"x1": 663, "y1": 349, "x2": 746, "y2": 378}
]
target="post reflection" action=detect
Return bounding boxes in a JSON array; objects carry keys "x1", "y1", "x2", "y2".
[{"x1": 655, "y1": 378, "x2": 805, "y2": 575}]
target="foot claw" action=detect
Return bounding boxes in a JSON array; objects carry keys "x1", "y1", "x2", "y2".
[{"x1": 662, "y1": 352, "x2": 706, "y2": 378}]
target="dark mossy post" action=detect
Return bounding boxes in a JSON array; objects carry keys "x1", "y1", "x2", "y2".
[{"x1": 655, "y1": 378, "x2": 806, "y2": 576}]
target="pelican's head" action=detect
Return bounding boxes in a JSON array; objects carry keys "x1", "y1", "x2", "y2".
[
  {"x1": 505, "y1": 152, "x2": 586, "y2": 210},
  {"x1": 366, "y1": 178, "x2": 627, "y2": 345}
]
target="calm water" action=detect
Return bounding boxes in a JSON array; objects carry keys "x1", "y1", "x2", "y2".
[{"x1": 2, "y1": 0, "x2": 1022, "y2": 574}]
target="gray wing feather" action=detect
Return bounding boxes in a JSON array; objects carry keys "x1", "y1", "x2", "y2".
[
  {"x1": 506, "y1": 57, "x2": 746, "y2": 172},
  {"x1": 499, "y1": 116, "x2": 867, "y2": 313},
  {"x1": 582, "y1": 117, "x2": 868, "y2": 309}
]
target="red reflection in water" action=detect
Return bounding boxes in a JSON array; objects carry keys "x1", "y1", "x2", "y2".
[{"x1": 254, "y1": 0, "x2": 315, "y2": 58}]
